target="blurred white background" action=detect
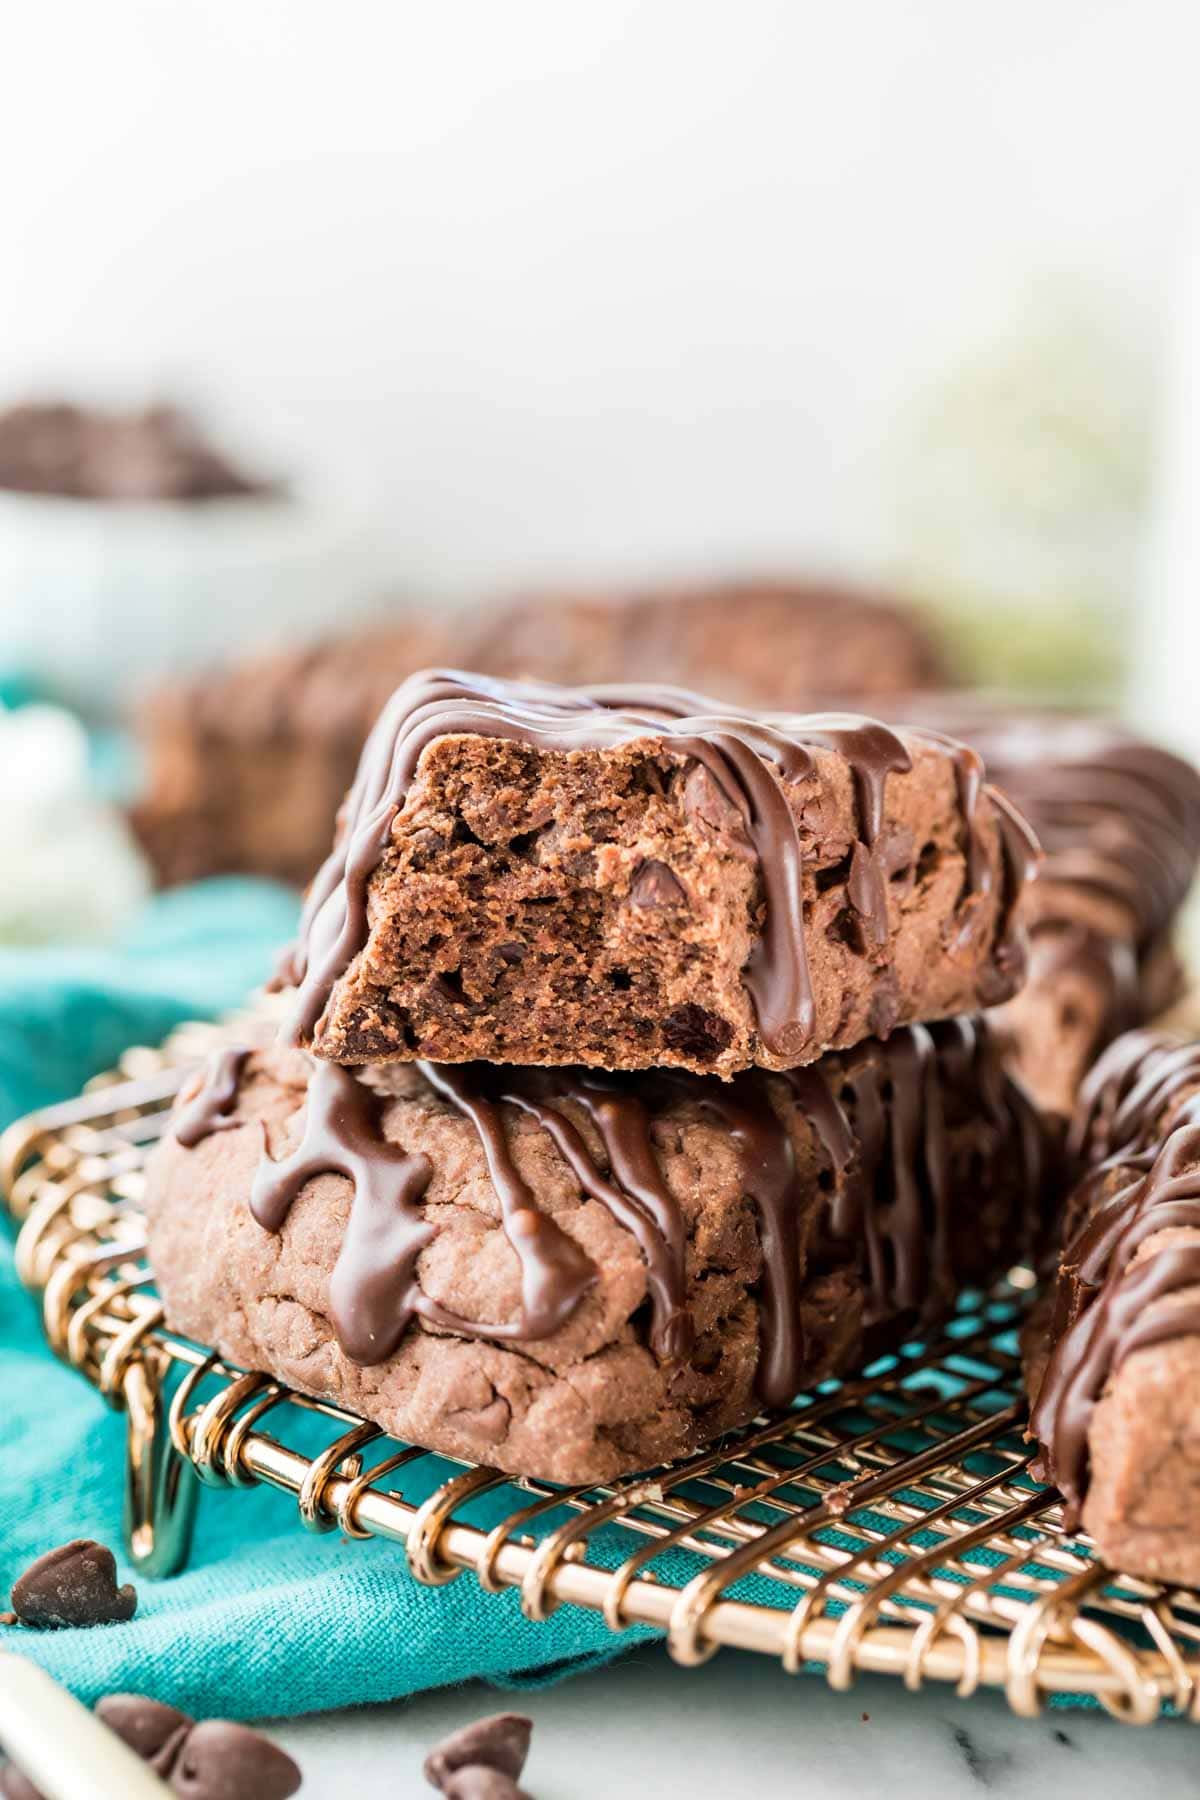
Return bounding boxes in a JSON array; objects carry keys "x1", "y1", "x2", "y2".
[{"x1": 1, "y1": 0, "x2": 1191, "y2": 599}]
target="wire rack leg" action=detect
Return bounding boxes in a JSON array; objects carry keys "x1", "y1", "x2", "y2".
[{"x1": 122, "y1": 1359, "x2": 200, "y2": 1578}]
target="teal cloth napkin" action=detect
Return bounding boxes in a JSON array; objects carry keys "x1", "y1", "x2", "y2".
[{"x1": 0, "y1": 880, "x2": 647, "y2": 1717}]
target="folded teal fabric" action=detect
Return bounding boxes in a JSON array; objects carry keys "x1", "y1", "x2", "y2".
[{"x1": 0, "y1": 880, "x2": 647, "y2": 1716}]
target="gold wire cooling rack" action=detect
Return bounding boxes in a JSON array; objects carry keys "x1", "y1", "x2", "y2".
[{"x1": 5, "y1": 1013, "x2": 1200, "y2": 1728}]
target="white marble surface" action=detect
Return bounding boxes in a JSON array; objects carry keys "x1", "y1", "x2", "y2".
[{"x1": 265, "y1": 1643, "x2": 1197, "y2": 1798}]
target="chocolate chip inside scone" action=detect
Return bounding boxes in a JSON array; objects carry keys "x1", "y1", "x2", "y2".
[
  {"x1": 1026, "y1": 1030, "x2": 1200, "y2": 1584},
  {"x1": 275, "y1": 671, "x2": 1036, "y2": 1078},
  {"x1": 146, "y1": 1020, "x2": 1047, "y2": 1486}
]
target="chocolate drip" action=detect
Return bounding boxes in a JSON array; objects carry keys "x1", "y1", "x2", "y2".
[
  {"x1": 1069, "y1": 1030, "x2": 1200, "y2": 1167},
  {"x1": 250, "y1": 1062, "x2": 436, "y2": 1363},
  {"x1": 174, "y1": 1047, "x2": 251, "y2": 1149},
  {"x1": 418, "y1": 1065, "x2": 598, "y2": 1337},
  {"x1": 551, "y1": 1079, "x2": 692, "y2": 1359},
  {"x1": 179, "y1": 1022, "x2": 1042, "y2": 1410},
  {"x1": 1032, "y1": 1030, "x2": 1200, "y2": 1514},
  {"x1": 688, "y1": 1073, "x2": 805, "y2": 1406},
  {"x1": 806, "y1": 719, "x2": 912, "y2": 947},
  {"x1": 274, "y1": 670, "x2": 1023, "y2": 1062},
  {"x1": 979, "y1": 784, "x2": 1041, "y2": 998},
  {"x1": 893, "y1": 703, "x2": 1200, "y2": 950},
  {"x1": 787, "y1": 1022, "x2": 958, "y2": 1325}
]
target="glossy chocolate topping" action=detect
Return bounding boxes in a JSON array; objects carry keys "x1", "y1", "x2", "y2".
[
  {"x1": 177, "y1": 1020, "x2": 1043, "y2": 1410},
  {"x1": 1031, "y1": 1030, "x2": 1200, "y2": 1515},
  {"x1": 274, "y1": 670, "x2": 1034, "y2": 1062},
  {"x1": 900, "y1": 703, "x2": 1200, "y2": 947},
  {"x1": 174, "y1": 1047, "x2": 252, "y2": 1148}
]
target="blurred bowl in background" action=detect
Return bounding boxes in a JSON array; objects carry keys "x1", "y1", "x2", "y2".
[{"x1": 0, "y1": 400, "x2": 388, "y2": 718}]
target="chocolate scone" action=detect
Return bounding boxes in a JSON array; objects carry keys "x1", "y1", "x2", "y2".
[
  {"x1": 1026, "y1": 1030, "x2": 1200, "y2": 1583},
  {"x1": 147, "y1": 1019, "x2": 1046, "y2": 1484},
  {"x1": 886, "y1": 702, "x2": 1200, "y2": 1115},
  {"x1": 132, "y1": 621, "x2": 456, "y2": 888},
  {"x1": 132, "y1": 580, "x2": 948, "y2": 890},
  {"x1": 470, "y1": 579, "x2": 949, "y2": 707},
  {"x1": 275, "y1": 670, "x2": 1035, "y2": 1078}
]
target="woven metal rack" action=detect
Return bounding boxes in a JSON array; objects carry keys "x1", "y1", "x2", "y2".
[{"x1": 5, "y1": 1013, "x2": 1200, "y2": 1727}]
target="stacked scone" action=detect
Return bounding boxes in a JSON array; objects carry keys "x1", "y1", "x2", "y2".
[{"x1": 146, "y1": 670, "x2": 1055, "y2": 1485}]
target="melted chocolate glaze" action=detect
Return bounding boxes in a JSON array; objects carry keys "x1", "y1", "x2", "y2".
[
  {"x1": 895, "y1": 703, "x2": 1200, "y2": 948},
  {"x1": 174, "y1": 1047, "x2": 251, "y2": 1148},
  {"x1": 175, "y1": 1022, "x2": 1043, "y2": 1410},
  {"x1": 273, "y1": 670, "x2": 1035, "y2": 1063},
  {"x1": 1031, "y1": 1030, "x2": 1200, "y2": 1516}
]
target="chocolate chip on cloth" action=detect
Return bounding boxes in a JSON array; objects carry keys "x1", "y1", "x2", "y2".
[
  {"x1": 8, "y1": 1540, "x2": 136, "y2": 1629},
  {"x1": 425, "y1": 1712, "x2": 533, "y2": 1798}
]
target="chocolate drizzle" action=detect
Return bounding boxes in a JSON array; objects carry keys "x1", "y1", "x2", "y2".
[
  {"x1": 274, "y1": 670, "x2": 1032, "y2": 1063},
  {"x1": 1031, "y1": 1030, "x2": 1200, "y2": 1516},
  {"x1": 174, "y1": 1048, "x2": 252, "y2": 1148},
  {"x1": 174, "y1": 1023, "x2": 1043, "y2": 1410},
  {"x1": 250, "y1": 1062, "x2": 437, "y2": 1363},
  {"x1": 895, "y1": 706, "x2": 1200, "y2": 944}
]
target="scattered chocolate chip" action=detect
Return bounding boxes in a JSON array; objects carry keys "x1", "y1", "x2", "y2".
[
  {"x1": 424, "y1": 1713, "x2": 532, "y2": 1792},
  {"x1": 681, "y1": 762, "x2": 752, "y2": 852},
  {"x1": 0, "y1": 1696, "x2": 209, "y2": 1800},
  {"x1": 629, "y1": 859, "x2": 687, "y2": 909},
  {"x1": 96, "y1": 1694, "x2": 194, "y2": 1774},
  {"x1": 867, "y1": 976, "x2": 900, "y2": 1039},
  {"x1": 442, "y1": 1768, "x2": 528, "y2": 1800},
  {"x1": 876, "y1": 821, "x2": 915, "y2": 878},
  {"x1": 9, "y1": 1541, "x2": 136, "y2": 1630},
  {"x1": 0, "y1": 1762, "x2": 45, "y2": 1800},
  {"x1": 405, "y1": 828, "x2": 450, "y2": 867},
  {"x1": 661, "y1": 1003, "x2": 733, "y2": 1061},
  {"x1": 168, "y1": 1722, "x2": 301, "y2": 1799},
  {"x1": 495, "y1": 942, "x2": 526, "y2": 964}
]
